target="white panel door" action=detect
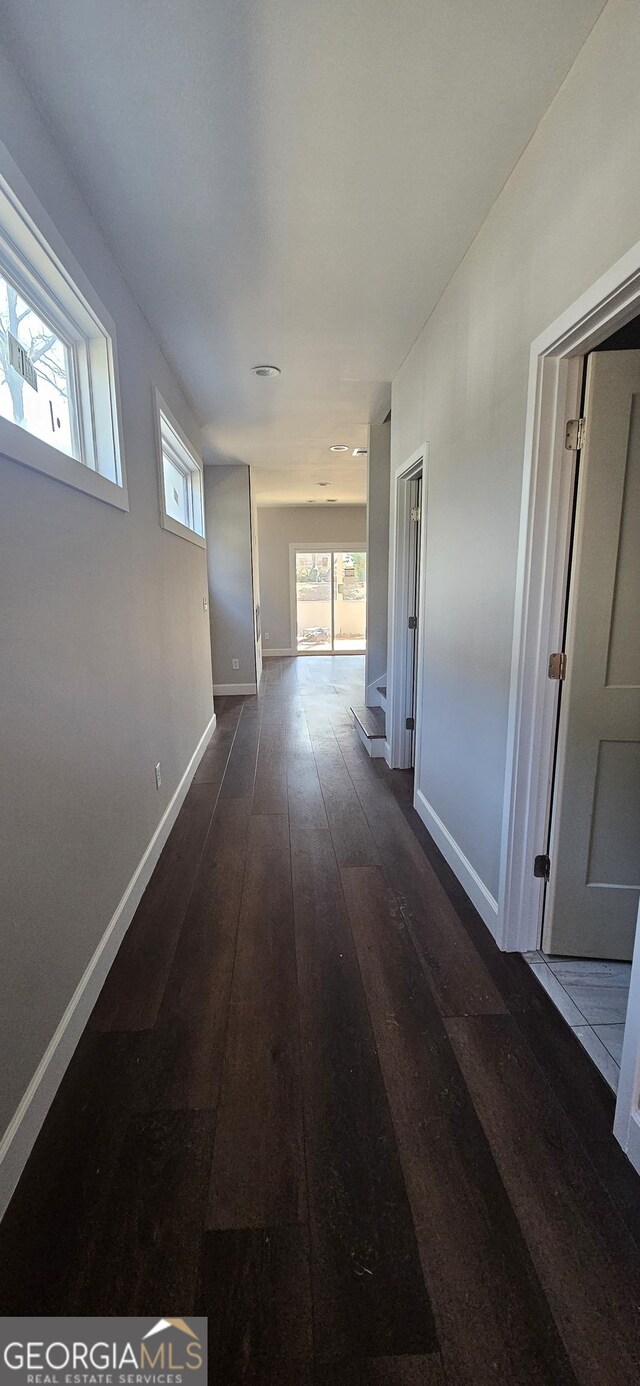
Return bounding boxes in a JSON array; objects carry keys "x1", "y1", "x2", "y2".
[{"x1": 544, "y1": 350, "x2": 640, "y2": 960}]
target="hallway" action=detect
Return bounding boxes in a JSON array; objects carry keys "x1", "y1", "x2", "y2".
[{"x1": 1, "y1": 655, "x2": 640, "y2": 1383}]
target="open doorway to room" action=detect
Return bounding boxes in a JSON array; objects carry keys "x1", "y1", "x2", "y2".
[
  {"x1": 502, "y1": 268, "x2": 640, "y2": 1150},
  {"x1": 524, "y1": 319, "x2": 640, "y2": 1093},
  {"x1": 387, "y1": 446, "x2": 427, "y2": 773},
  {"x1": 292, "y1": 547, "x2": 367, "y2": 654},
  {"x1": 406, "y1": 474, "x2": 423, "y2": 769}
]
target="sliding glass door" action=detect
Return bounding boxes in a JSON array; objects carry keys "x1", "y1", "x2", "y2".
[
  {"x1": 295, "y1": 551, "x2": 333, "y2": 650},
  {"x1": 333, "y1": 550, "x2": 366, "y2": 650},
  {"x1": 294, "y1": 549, "x2": 366, "y2": 652}
]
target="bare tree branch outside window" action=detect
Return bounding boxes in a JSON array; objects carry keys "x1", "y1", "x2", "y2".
[
  {"x1": 0, "y1": 273, "x2": 74, "y2": 457},
  {"x1": 0, "y1": 276, "x2": 69, "y2": 428}
]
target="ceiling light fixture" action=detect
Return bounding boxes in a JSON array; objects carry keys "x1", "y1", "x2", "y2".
[
  {"x1": 317, "y1": 481, "x2": 330, "y2": 487},
  {"x1": 251, "y1": 364, "x2": 280, "y2": 377},
  {"x1": 353, "y1": 447, "x2": 367, "y2": 456},
  {"x1": 330, "y1": 444, "x2": 349, "y2": 452},
  {"x1": 326, "y1": 498, "x2": 337, "y2": 503}
]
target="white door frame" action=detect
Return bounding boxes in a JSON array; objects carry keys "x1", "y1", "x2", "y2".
[
  {"x1": 500, "y1": 240, "x2": 640, "y2": 1175},
  {"x1": 388, "y1": 444, "x2": 428, "y2": 769},
  {"x1": 615, "y1": 900, "x2": 640, "y2": 1170},
  {"x1": 499, "y1": 238, "x2": 640, "y2": 956}
]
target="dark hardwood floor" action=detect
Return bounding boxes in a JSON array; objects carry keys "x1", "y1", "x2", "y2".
[{"x1": 1, "y1": 654, "x2": 640, "y2": 1383}]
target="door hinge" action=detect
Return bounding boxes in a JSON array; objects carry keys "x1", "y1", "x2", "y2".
[
  {"x1": 534, "y1": 853, "x2": 551, "y2": 881},
  {"x1": 405, "y1": 716, "x2": 415, "y2": 731},
  {"x1": 411, "y1": 506, "x2": 421, "y2": 522},
  {"x1": 548, "y1": 651, "x2": 567, "y2": 681},
  {"x1": 565, "y1": 417, "x2": 586, "y2": 451},
  {"x1": 408, "y1": 615, "x2": 418, "y2": 630}
]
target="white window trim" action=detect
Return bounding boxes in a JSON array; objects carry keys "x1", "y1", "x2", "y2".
[
  {"x1": 153, "y1": 387, "x2": 206, "y2": 549},
  {"x1": 0, "y1": 143, "x2": 128, "y2": 511}
]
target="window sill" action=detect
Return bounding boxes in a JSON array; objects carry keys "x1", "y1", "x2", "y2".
[
  {"x1": 0, "y1": 414, "x2": 129, "y2": 512},
  {"x1": 160, "y1": 510, "x2": 206, "y2": 549}
]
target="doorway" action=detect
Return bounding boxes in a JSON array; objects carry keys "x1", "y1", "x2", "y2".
[
  {"x1": 502, "y1": 242, "x2": 640, "y2": 1169},
  {"x1": 406, "y1": 474, "x2": 423, "y2": 768},
  {"x1": 291, "y1": 547, "x2": 367, "y2": 653},
  {"x1": 524, "y1": 332, "x2": 640, "y2": 1093},
  {"x1": 388, "y1": 446, "x2": 427, "y2": 771},
  {"x1": 544, "y1": 342, "x2": 640, "y2": 962}
]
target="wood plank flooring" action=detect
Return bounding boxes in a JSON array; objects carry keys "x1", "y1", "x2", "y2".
[{"x1": 1, "y1": 655, "x2": 640, "y2": 1384}]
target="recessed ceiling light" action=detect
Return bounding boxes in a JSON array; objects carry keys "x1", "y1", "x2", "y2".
[
  {"x1": 306, "y1": 499, "x2": 316, "y2": 504},
  {"x1": 353, "y1": 447, "x2": 367, "y2": 456},
  {"x1": 330, "y1": 444, "x2": 349, "y2": 452},
  {"x1": 251, "y1": 364, "x2": 280, "y2": 377},
  {"x1": 326, "y1": 498, "x2": 337, "y2": 503},
  {"x1": 317, "y1": 481, "x2": 330, "y2": 487}
]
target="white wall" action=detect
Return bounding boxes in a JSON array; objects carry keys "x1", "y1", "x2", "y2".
[
  {"x1": 392, "y1": 0, "x2": 640, "y2": 911},
  {"x1": 204, "y1": 464, "x2": 258, "y2": 692},
  {"x1": 258, "y1": 505, "x2": 367, "y2": 652},
  {"x1": 365, "y1": 422, "x2": 391, "y2": 698},
  {"x1": 0, "y1": 51, "x2": 214, "y2": 1201}
]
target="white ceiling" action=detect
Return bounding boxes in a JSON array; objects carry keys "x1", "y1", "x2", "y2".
[{"x1": 0, "y1": 0, "x2": 605, "y2": 503}]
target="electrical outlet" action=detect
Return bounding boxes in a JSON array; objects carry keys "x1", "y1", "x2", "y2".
[
  {"x1": 155, "y1": 762, "x2": 162, "y2": 790},
  {"x1": 232, "y1": 658, "x2": 240, "y2": 670},
  {"x1": 202, "y1": 595, "x2": 208, "y2": 611},
  {"x1": 264, "y1": 631, "x2": 270, "y2": 641}
]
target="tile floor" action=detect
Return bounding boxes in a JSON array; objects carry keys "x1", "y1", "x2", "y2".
[{"x1": 523, "y1": 952, "x2": 631, "y2": 1092}]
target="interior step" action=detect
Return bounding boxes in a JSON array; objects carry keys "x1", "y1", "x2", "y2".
[
  {"x1": 351, "y1": 703, "x2": 385, "y2": 738},
  {"x1": 351, "y1": 704, "x2": 387, "y2": 757}
]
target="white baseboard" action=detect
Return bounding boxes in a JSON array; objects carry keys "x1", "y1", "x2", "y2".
[
  {"x1": 213, "y1": 681, "x2": 257, "y2": 695},
  {"x1": 0, "y1": 711, "x2": 217, "y2": 1222},
  {"x1": 414, "y1": 787, "x2": 499, "y2": 937},
  {"x1": 262, "y1": 649, "x2": 294, "y2": 657}
]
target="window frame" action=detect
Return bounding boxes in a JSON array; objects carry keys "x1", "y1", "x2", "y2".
[
  {"x1": 0, "y1": 252, "x2": 83, "y2": 464},
  {"x1": 0, "y1": 148, "x2": 128, "y2": 511},
  {"x1": 154, "y1": 388, "x2": 205, "y2": 549},
  {"x1": 289, "y1": 542, "x2": 367, "y2": 653}
]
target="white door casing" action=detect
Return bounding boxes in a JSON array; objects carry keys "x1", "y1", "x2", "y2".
[
  {"x1": 615, "y1": 899, "x2": 640, "y2": 1171},
  {"x1": 499, "y1": 240, "x2": 640, "y2": 1175},
  {"x1": 388, "y1": 445, "x2": 428, "y2": 770},
  {"x1": 500, "y1": 239, "x2": 640, "y2": 955}
]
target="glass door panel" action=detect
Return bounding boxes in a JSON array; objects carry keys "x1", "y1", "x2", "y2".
[
  {"x1": 295, "y1": 551, "x2": 332, "y2": 650},
  {"x1": 333, "y1": 551, "x2": 367, "y2": 651}
]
